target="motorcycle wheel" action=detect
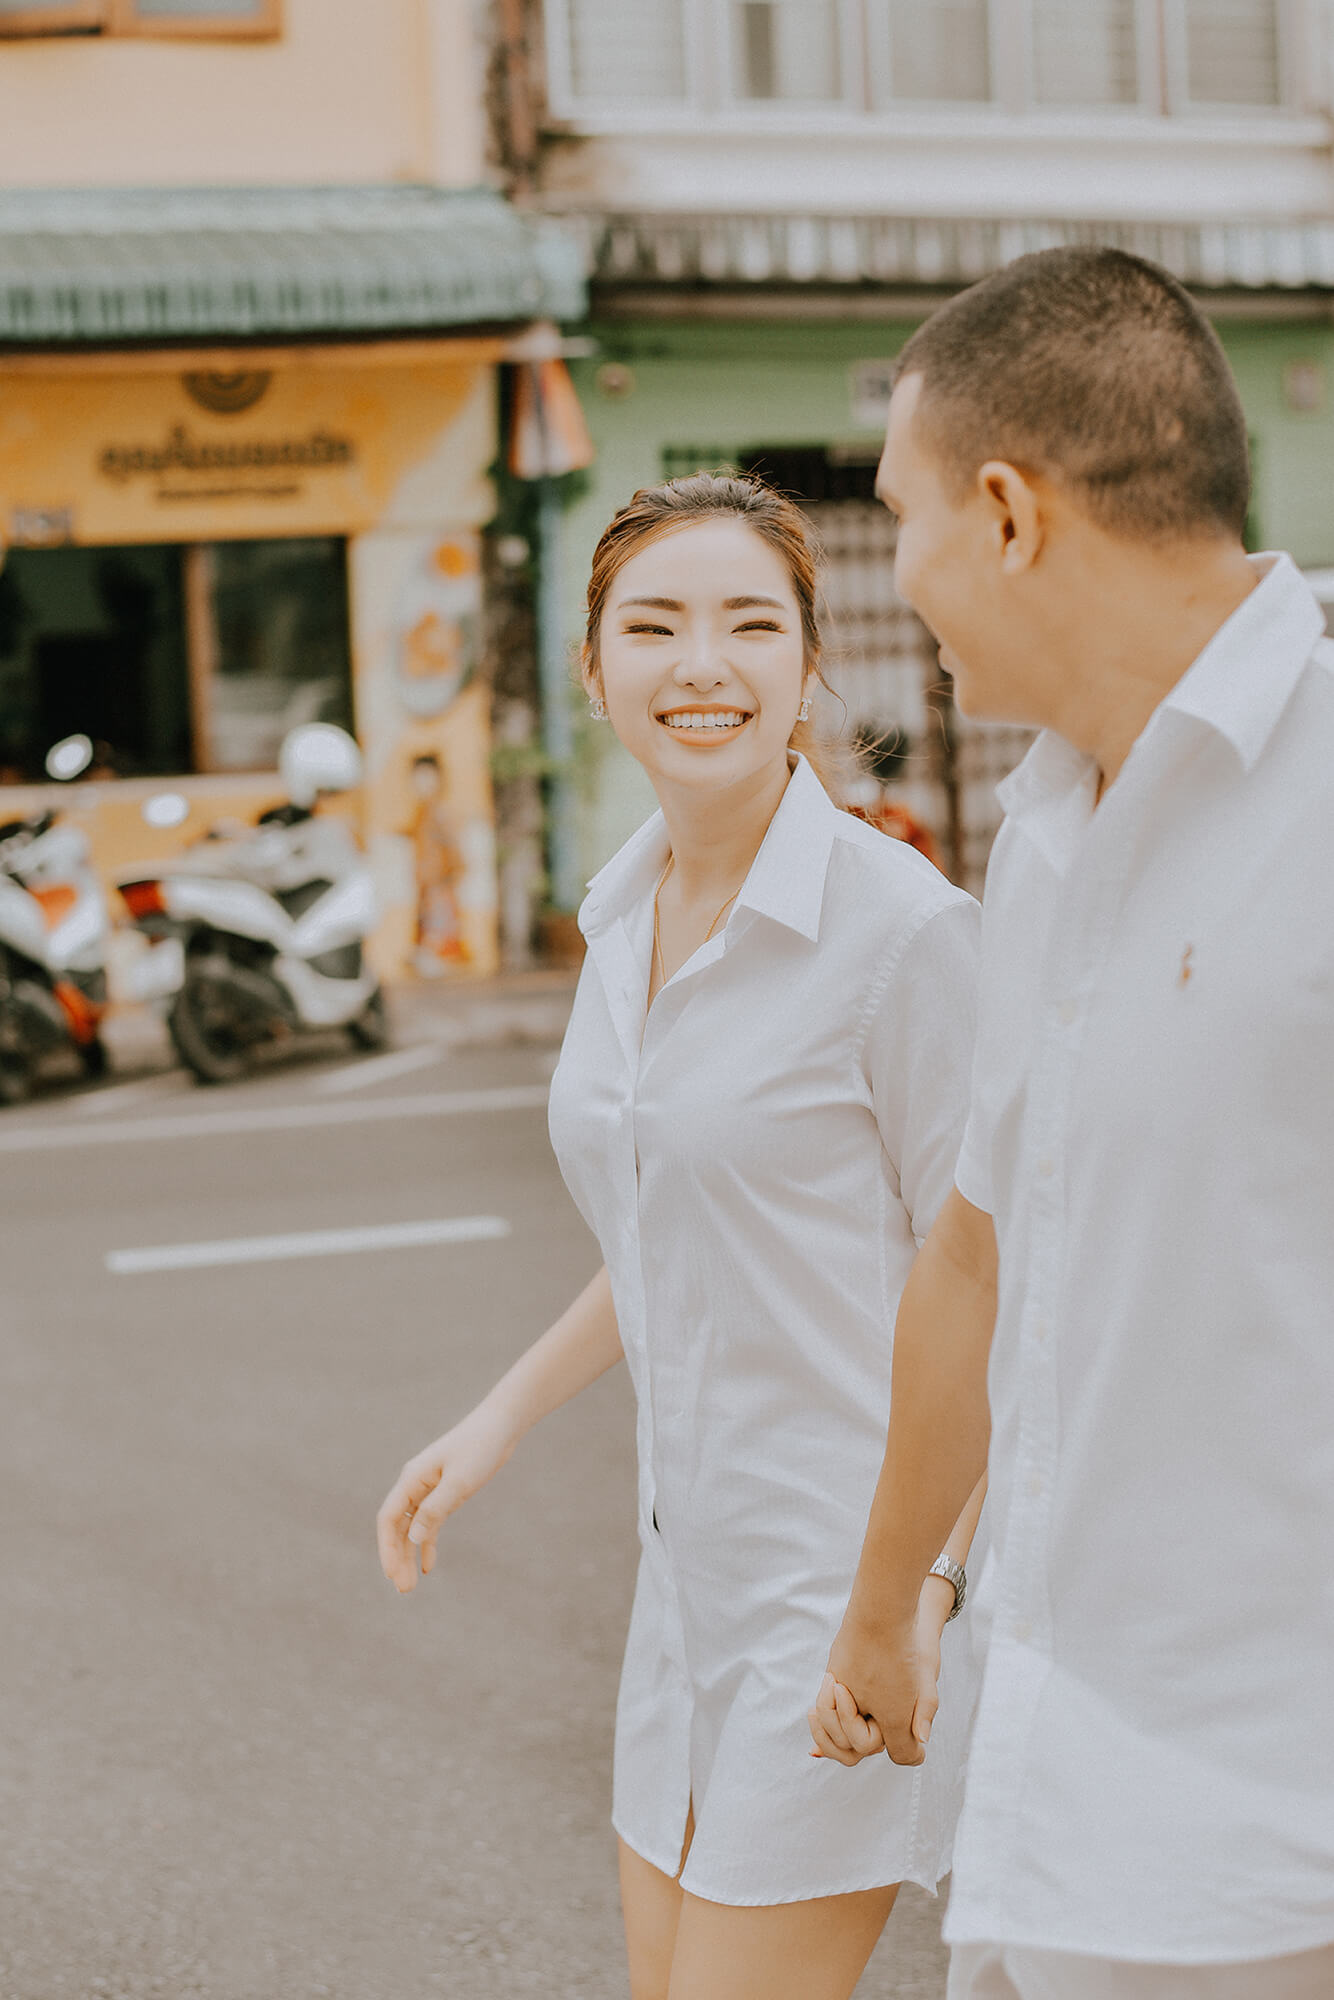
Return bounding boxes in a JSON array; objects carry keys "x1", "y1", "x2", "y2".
[
  {"x1": 168, "y1": 982, "x2": 252, "y2": 1085},
  {"x1": 346, "y1": 986, "x2": 390, "y2": 1051}
]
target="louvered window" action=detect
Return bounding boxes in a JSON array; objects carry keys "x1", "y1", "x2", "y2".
[
  {"x1": 111, "y1": 0, "x2": 280, "y2": 28},
  {"x1": 549, "y1": 0, "x2": 1299, "y2": 114},
  {"x1": 1182, "y1": 0, "x2": 1280, "y2": 105},
  {"x1": 881, "y1": 0, "x2": 991, "y2": 101},
  {"x1": 0, "y1": 1, "x2": 103, "y2": 29},
  {"x1": 732, "y1": 0, "x2": 844, "y2": 101},
  {"x1": 0, "y1": 0, "x2": 279, "y2": 30},
  {"x1": 1033, "y1": 0, "x2": 1143, "y2": 104},
  {"x1": 564, "y1": 0, "x2": 689, "y2": 103}
]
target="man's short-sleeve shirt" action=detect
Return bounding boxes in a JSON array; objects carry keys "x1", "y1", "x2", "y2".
[{"x1": 948, "y1": 554, "x2": 1334, "y2": 1964}]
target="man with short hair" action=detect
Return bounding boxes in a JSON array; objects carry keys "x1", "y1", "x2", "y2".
[{"x1": 810, "y1": 248, "x2": 1334, "y2": 1997}]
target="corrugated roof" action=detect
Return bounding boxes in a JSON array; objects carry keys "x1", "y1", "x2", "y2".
[
  {"x1": 0, "y1": 186, "x2": 587, "y2": 345},
  {"x1": 568, "y1": 210, "x2": 1334, "y2": 292}
]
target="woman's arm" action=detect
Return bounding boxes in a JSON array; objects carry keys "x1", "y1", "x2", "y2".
[{"x1": 377, "y1": 1264, "x2": 623, "y2": 1593}]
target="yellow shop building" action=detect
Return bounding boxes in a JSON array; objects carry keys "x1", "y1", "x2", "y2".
[{"x1": 0, "y1": 4, "x2": 585, "y2": 981}]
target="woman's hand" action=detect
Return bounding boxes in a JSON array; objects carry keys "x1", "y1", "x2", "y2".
[
  {"x1": 376, "y1": 1399, "x2": 519, "y2": 1595},
  {"x1": 807, "y1": 1672, "x2": 887, "y2": 1765}
]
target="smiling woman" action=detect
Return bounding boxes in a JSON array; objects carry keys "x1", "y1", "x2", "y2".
[{"x1": 379, "y1": 468, "x2": 985, "y2": 2000}]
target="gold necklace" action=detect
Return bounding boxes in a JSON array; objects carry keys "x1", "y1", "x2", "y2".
[{"x1": 651, "y1": 854, "x2": 741, "y2": 996}]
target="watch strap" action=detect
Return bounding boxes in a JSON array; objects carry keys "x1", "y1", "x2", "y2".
[{"x1": 929, "y1": 1553, "x2": 967, "y2": 1620}]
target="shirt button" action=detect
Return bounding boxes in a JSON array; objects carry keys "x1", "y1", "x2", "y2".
[
  {"x1": 1014, "y1": 1619, "x2": 1033, "y2": 1645},
  {"x1": 1033, "y1": 1319, "x2": 1050, "y2": 1345},
  {"x1": 1057, "y1": 998, "x2": 1077, "y2": 1027},
  {"x1": 1037, "y1": 1155, "x2": 1055, "y2": 1179},
  {"x1": 1026, "y1": 1473, "x2": 1044, "y2": 1498}
]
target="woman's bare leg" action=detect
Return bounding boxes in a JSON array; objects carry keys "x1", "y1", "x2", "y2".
[
  {"x1": 665, "y1": 1881, "x2": 899, "y2": 2000},
  {"x1": 619, "y1": 1806, "x2": 697, "y2": 2000}
]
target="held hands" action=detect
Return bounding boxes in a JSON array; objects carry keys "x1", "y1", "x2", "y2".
[
  {"x1": 807, "y1": 1573, "x2": 957, "y2": 1768},
  {"x1": 376, "y1": 1400, "x2": 517, "y2": 1594}
]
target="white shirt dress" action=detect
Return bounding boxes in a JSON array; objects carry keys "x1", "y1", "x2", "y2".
[{"x1": 547, "y1": 757, "x2": 982, "y2": 1907}]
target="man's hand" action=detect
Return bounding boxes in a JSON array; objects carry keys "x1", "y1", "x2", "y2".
[
  {"x1": 810, "y1": 1572, "x2": 957, "y2": 1768},
  {"x1": 825, "y1": 1609, "x2": 924, "y2": 1766}
]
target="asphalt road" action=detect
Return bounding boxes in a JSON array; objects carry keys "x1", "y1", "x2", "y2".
[{"x1": 0, "y1": 1016, "x2": 950, "y2": 2000}]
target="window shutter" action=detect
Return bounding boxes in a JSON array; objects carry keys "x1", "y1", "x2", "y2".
[
  {"x1": 1032, "y1": 0, "x2": 1141, "y2": 104},
  {"x1": 1184, "y1": 0, "x2": 1280, "y2": 104},
  {"x1": 732, "y1": 0, "x2": 843, "y2": 101},
  {"x1": 564, "y1": 0, "x2": 689, "y2": 103},
  {"x1": 885, "y1": 0, "x2": 990, "y2": 100},
  {"x1": 0, "y1": 2, "x2": 105, "y2": 32},
  {"x1": 109, "y1": 0, "x2": 280, "y2": 29}
]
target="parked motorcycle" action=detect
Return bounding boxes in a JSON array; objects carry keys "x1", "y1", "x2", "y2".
[
  {"x1": 119, "y1": 724, "x2": 387, "y2": 1085},
  {"x1": 0, "y1": 734, "x2": 111, "y2": 1104}
]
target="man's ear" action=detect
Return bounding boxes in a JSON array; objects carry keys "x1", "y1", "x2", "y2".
[{"x1": 977, "y1": 460, "x2": 1043, "y2": 574}]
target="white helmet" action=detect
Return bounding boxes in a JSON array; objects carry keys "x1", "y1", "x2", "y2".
[{"x1": 279, "y1": 723, "x2": 363, "y2": 807}]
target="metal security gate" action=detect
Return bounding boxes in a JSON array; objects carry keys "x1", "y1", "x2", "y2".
[{"x1": 663, "y1": 445, "x2": 1033, "y2": 895}]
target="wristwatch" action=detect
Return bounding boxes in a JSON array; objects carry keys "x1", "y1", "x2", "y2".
[{"x1": 929, "y1": 1553, "x2": 967, "y2": 1621}]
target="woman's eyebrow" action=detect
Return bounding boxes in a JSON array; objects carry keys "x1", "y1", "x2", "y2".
[{"x1": 615, "y1": 593, "x2": 785, "y2": 612}]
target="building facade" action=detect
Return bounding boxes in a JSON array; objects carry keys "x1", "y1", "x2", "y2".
[
  {"x1": 0, "y1": 0, "x2": 584, "y2": 984},
  {"x1": 506, "y1": 0, "x2": 1334, "y2": 893}
]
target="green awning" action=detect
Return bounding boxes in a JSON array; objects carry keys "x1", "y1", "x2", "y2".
[{"x1": 0, "y1": 185, "x2": 587, "y2": 346}]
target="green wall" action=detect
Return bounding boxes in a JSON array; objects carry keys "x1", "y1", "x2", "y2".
[
  {"x1": 1216, "y1": 320, "x2": 1334, "y2": 566},
  {"x1": 563, "y1": 312, "x2": 1334, "y2": 883}
]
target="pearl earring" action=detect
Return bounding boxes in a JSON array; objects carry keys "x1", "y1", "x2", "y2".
[
  {"x1": 589, "y1": 695, "x2": 608, "y2": 720},
  {"x1": 797, "y1": 696, "x2": 811, "y2": 722}
]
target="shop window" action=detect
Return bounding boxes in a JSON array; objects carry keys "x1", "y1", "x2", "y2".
[
  {"x1": 0, "y1": 546, "x2": 190, "y2": 782},
  {"x1": 189, "y1": 538, "x2": 353, "y2": 774},
  {"x1": 0, "y1": 536, "x2": 350, "y2": 784}
]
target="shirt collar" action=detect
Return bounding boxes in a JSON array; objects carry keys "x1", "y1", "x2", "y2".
[
  {"x1": 995, "y1": 730, "x2": 1099, "y2": 876},
  {"x1": 994, "y1": 551, "x2": 1325, "y2": 874},
  {"x1": 1160, "y1": 551, "x2": 1325, "y2": 772},
  {"x1": 732, "y1": 754, "x2": 840, "y2": 943},
  {"x1": 577, "y1": 754, "x2": 840, "y2": 945}
]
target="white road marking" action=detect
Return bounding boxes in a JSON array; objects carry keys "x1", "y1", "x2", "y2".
[
  {"x1": 65, "y1": 1074, "x2": 180, "y2": 1118},
  {"x1": 0, "y1": 1083, "x2": 550, "y2": 1155},
  {"x1": 107, "y1": 1214, "x2": 511, "y2": 1276},
  {"x1": 311, "y1": 1044, "x2": 445, "y2": 1096}
]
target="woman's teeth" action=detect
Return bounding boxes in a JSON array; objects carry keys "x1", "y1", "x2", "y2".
[{"x1": 659, "y1": 711, "x2": 748, "y2": 732}]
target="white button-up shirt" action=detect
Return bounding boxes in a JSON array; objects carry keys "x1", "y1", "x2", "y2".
[
  {"x1": 548, "y1": 757, "x2": 982, "y2": 1905},
  {"x1": 948, "y1": 554, "x2": 1334, "y2": 1964}
]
